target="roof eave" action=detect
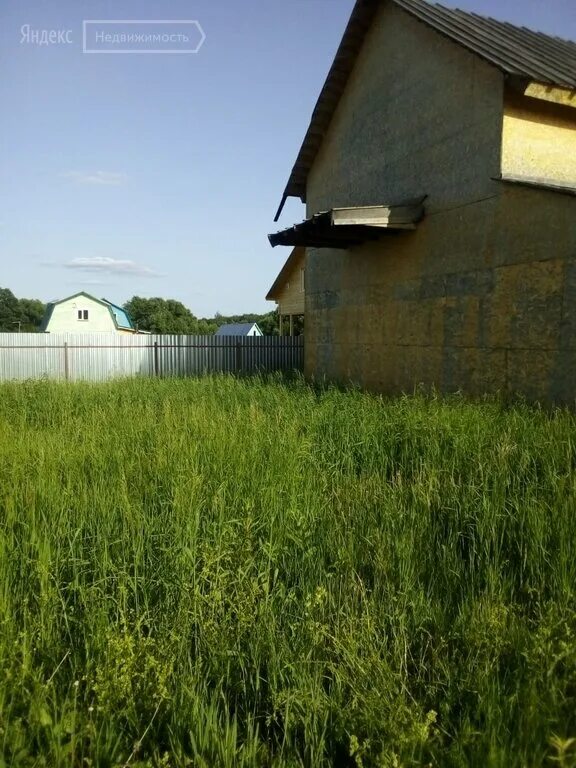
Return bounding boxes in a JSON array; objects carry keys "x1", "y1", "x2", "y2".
[{"x1": 274, "y1": 0, "x2": 379, "y2": 221}]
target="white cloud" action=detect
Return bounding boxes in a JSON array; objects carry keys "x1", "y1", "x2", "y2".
[
  {"x1": 64, "y1": 257, "x2": 162, "y2": 277},
  {"x1": 61, "y1": 170, "x2": 128, "y2": 186}
]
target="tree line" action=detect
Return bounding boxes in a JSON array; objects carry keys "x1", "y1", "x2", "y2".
[
  {"x1": 0, "y1": 288, "x2": 46, "y2": 332},
  {"x1": 0, "y1": 288, "x2": 281, "y2": 335},
  {"x1": 123, "y1": 297, "x2": 280, "y2": 335}
]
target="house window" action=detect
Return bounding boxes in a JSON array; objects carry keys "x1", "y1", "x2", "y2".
[{"x1": 77, "y1": 310, "x2": 89, "y2": 321}]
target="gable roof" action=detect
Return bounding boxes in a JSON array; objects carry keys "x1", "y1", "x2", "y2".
[
  {"x1": 274, "y1": 0, "x2": 576, "y2": 220},
  {"x1": 215, "y1": 323, "x2": 262, "y2": 336},
  {"x1": 266, "y1": 247, "x2": 305, "y2": 301},
  {"x1": 40, "y1": 291, "x2": 135, "y2": 332}
]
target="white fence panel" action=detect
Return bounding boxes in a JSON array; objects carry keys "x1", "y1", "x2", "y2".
[{"x1": 0, "y1": 333, "x2": 304, "y2": 382}]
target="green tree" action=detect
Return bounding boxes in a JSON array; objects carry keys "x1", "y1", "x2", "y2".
[
  {"x1": 124, "y1": 296, "x2": 201, "y2": 334},
  {"x1": 0, "y1": 289, "x2": 45, "y2": 332},
  {"x1": 258, "y1": 312, "x2": 282, "y2": 336},
  {"x1": 124, "y1": 297, "x2": 291, "y2": 336},
  {"x1": 18, "y1": 298, "x2": 46, "y2": 331},
  {"x1": 0, "y1": 288, "x2": 20, "y2": 331}
]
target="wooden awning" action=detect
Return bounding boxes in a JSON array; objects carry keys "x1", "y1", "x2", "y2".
[{"x1": 268, "y1": 200, "x2": 425, "y2": 248}]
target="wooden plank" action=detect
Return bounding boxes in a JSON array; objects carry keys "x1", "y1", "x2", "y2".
[
  {"x1": 524, "y1": 81, "x2": 576, "y2": 108},
  {"x1": 331, "y1": 204, "x2": 422, "y2": 226}
]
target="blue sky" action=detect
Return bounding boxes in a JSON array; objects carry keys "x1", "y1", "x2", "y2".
[{"x1": 1, "y1": 0, "x2": 574, "y2": 317}]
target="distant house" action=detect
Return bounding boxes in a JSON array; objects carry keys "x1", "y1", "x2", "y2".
[
  {"x1": 41, "y1": 292, "x2": 143, "y2": 334},
  {"x1": 266, "y1": 246, "x2": 305, "y2": 336},
  {"x1": 215, "y1": 323, "x2": 263, "y2": 337},
  {"x1": 268, "y1": 0, "x2": 576, "y2": 403}
]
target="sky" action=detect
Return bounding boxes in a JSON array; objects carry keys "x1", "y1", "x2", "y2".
[{"x1": 1, "y1": 0, "x2": 575, "y2": 317}]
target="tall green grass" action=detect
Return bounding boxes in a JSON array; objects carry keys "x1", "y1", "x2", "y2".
[{"x1": 0, "y1": 375, "x2": 575, "y2": 766}]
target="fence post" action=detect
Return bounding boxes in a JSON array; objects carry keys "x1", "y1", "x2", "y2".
[
  {"x1": 63, "y1": 342, "x2": 69, "y2": 381},
  {"x1": 154, "y1": 341, "x2": 159, "y2": 377},
  {"x1": 235, "y1": 340, "x2": 242, "y2": 374}
]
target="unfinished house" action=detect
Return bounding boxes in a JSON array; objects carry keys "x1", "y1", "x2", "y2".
[
  {"x1": 266, "y1": 247, "x2": 306, "y2": 336},
  {"x1": 269, "y1": 0, "x2": 576, "y2": 403}
]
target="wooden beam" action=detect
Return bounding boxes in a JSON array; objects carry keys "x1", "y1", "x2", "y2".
[
  {"x1": 496, "y1": 174, "x2": 576, "y2": 197},
  {"x1": 524, "y1": 81, "x2": 576, "y2": 109},
  {"x1": 331, "y1": 202, "x2": 424, "y2": 226}
]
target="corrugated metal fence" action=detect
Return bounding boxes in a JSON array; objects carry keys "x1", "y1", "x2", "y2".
[{"x1": 0, "y1": 334, "x2": 304, "y2": 382}]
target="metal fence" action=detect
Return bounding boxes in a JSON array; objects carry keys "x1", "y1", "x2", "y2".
[{"x1": 0, "y1": 333, "x2": 304, "y2": 382}]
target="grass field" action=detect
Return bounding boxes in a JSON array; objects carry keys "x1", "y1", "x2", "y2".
[{"x1": 0, "y1": 375, "x2": 575, "y2": 767}]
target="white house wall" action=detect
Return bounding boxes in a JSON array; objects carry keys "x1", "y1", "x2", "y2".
[{"x1": 46, "y1": 297, "x2": 117, "y2": 333}]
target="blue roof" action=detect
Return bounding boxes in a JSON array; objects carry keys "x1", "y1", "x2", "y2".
[
  {"x1": 103, "y1": 300, "x2": 134, "y2": 330},
  {"x1": 215, "y1": 323, "x2": 262, "y2": 336}
]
